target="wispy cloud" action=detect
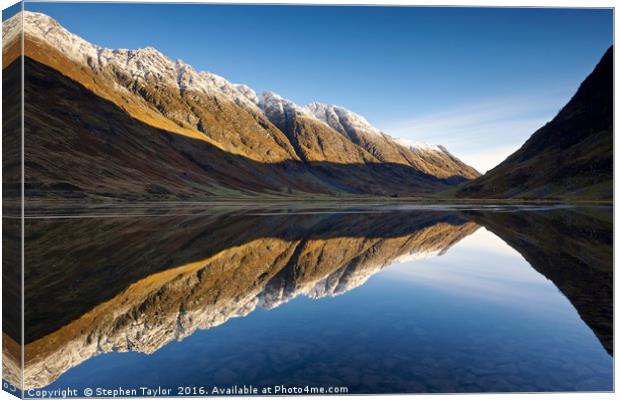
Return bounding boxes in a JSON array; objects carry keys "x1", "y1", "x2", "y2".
[
  {"x1": 459, "y1": 144, "x2": 524, "y2": 174},
  {"x1": 379, "y1": 92, "x2": 570, "y2": 173}
]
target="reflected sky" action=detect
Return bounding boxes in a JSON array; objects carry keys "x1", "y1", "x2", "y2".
[{"x1": 385, "y1": 227, "x2": 575, "y2": 315}]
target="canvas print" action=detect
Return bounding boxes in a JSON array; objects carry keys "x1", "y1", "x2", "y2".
[{"x1": 1, "y1": 2, "x2": 613, "y2": 398}]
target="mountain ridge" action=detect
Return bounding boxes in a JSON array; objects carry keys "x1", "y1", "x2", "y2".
[{"x1": 3, "y1": 11, "x2": 480, "y2": 201}]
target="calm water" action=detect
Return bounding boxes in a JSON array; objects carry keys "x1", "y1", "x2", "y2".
[{"x1": 4, "y1": 204, "x2": 613, "y2": 396}]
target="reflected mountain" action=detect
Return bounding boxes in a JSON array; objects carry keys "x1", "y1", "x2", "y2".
[
  {"x1": 2, "y1": 205, "x2": 613, "y2": 391},
  {"x1": 2, "y1": 218, "x2": 22, "y2": 392},
  {"x1": 14, "y1": 209, "x2": 477, "y2": 389},
  {"x1": 468, "y1": 207, "x2": 613, "y2": 355}
]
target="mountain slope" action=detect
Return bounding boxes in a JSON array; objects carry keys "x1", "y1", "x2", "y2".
[
  {"x1": 307, "y1": 103, "x2": 480, "y2": 180},
  {"x1": 306, "y1": 102, "x2": 415, "y2": 165},
  {"x1": 260, "y1": 92, "x2": 377, "y2": 163},
  {"x1": 397, "y1": 139, "x2": 481, "y2": 182},
  {"x1": 454, "y1": 46, "x2": 613, "y2": 200}
]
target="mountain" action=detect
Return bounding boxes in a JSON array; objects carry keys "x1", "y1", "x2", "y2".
[
  {"x1": 2, "y1": 11, "x2": 479, "y2": 201},
  {"x1": 454, "y1": 46, "x2": 613, "y2": 200}
]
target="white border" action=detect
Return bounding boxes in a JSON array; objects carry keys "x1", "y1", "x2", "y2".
[{"x1": 0, "y1": 2, "x2": 615, "y2": 400}]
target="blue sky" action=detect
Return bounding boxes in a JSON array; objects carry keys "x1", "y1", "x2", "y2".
[{"x1": 14, "y1": 3, "x2": 614, "y2": 172}]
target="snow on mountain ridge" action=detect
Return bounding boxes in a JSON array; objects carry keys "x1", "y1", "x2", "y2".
[
  {"x1": 393, "y1": 248, "x2": 443, "y2": 264},
  {"x1": 306, "y1": 103, "x2": 449, "y2": 151},
  {"x1": 259, "y1": 91, "x2": 321, "y2": 121},
  {"x1": 305, "y1": 102, "x2": 384, "y2": 137},
  {"x1": 9, "y1": 11, "x2": 453, "y2": 158},
  {"x1": 260, "y1": 91, "x2": 305, "y2": 113},
  {"x1": 234, "y1": 84, "x2": 259, "y2": 104},
  {"x1": 396, "y1": 138, "x2": 444, "y2": 153},
  {"x1": 10, "y1": 11, "x2": 260, "y2": 111}
]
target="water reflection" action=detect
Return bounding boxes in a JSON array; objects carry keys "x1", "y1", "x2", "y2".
[
  {"x1": 3, "y1": 205, "x2": 613, "y2": 394},
  {"x1": 470, "y1": 208, "x2": 613, "y2": 356}
]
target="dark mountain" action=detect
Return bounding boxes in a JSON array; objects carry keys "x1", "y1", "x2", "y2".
[{"x1": 454, "y1": 46, "x2": 613, "y2": 200}]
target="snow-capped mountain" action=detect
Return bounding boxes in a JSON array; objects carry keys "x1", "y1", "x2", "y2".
[
  {"x1": 396, "y1": 138, "x2": 444, "y2": 153},
  {"x1": 3, "y1": 11, "x2": 480, "y2": 200}
]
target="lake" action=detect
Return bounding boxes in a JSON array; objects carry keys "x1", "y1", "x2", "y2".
[{"x1": 4, "y1": 204, "x2": 613, "y2": 396}]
